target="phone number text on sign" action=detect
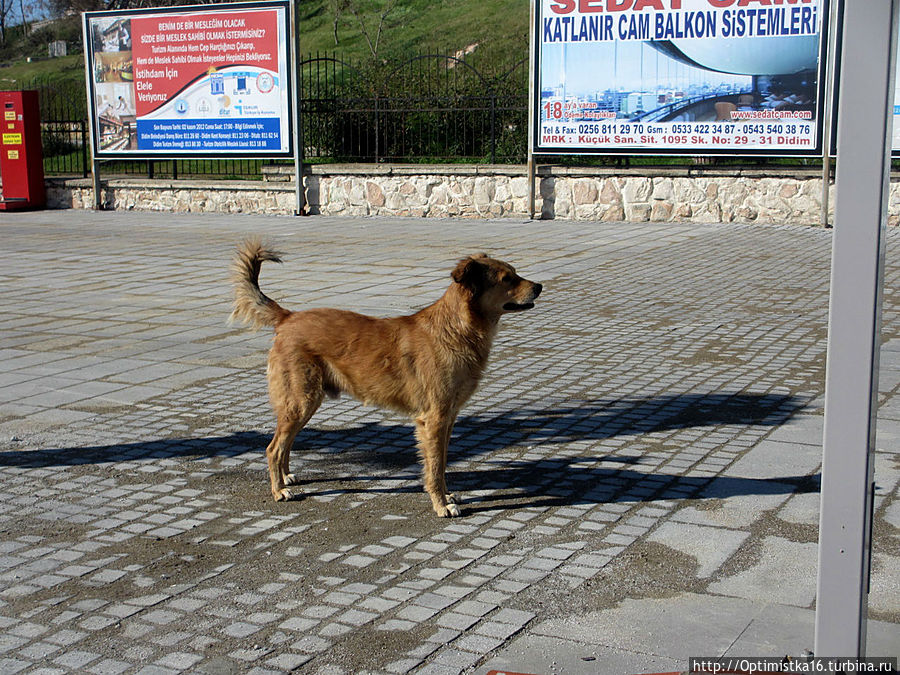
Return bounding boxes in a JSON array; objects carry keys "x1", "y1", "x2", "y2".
[{"x1": 539, "y1": 119, "x2": 815, "y2": 150}]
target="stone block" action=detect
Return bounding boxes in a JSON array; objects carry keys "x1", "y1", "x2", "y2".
[
  {"x1": 572, "y1": 179, "x2": 598, "y2": 205},
  {"x1": 366, "y1": 181, "x2": 385, "y2": 207}
]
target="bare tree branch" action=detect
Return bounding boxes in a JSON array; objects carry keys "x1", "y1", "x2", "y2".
[{"x1": 346, "y1": 0, "x2": 396, "y2": 59}]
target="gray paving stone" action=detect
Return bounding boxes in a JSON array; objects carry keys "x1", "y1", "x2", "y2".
[
  {"x1": 483, "y1": 634, "x2": 680, "y2": 675},
  {"x1": 221, "y1": 622, "x2": 262, "y2": 639},
  {"x1": 0, "y1": 659, "x2": 30, "y2": 675},
  {"x1": 708, "y1": 537, "x2": 818, "y2": 607},
  {"x1": 395, "y1": 605, "x2": 440, "y2": 623},
  {"x1": 86, "y1": 659, "x2": 132, "y2": 675},
  {"x1": 723, "y1": 440, "x2": 822, "y2": 481},
  {"x1": 290, "y1": 635, "x2": 333, "y2": 653},
  {"x1": 265, "y1": 652, "x2": 313, "y2": 670},
  {"x1": 48, "y1": 649, "x2": 99, "y2": 668},
  {"x1": 648, "y1": 521, "x2": 749, "y2": 579}
]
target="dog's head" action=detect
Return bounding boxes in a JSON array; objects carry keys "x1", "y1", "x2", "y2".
[{"x1": 452, "y1": 253, "x2": 542, "y2": 317}]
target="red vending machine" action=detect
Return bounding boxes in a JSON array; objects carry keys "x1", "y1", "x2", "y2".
[{"x1": 0, "y1": 90, "x2": 45, "y2": 210}]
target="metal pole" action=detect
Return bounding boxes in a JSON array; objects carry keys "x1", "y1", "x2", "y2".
[
  {"x1": 527, "y1": 154, "x2": 536, "y2": 220},
  {"x1": 819, "y1": 0, "x2": 839, "y2": 227},
  {"x1": 820, "y1": 146, "x2": 830, "y2": 228},
  {"x1": 527, "y1": 0, "x2": 537, "y2": 219},
  {"x1": 490, "y1": 95, "x2": 496, "y2": 165},
  {"x1": 290, "y1": 0, "x2": 304, "y2": 215},
  {"x1": 374, "y1": 96, "x2": 380, "y2": 164},
  {"x1": 81, "y1": 120, "x2": 88, "y2": 179},
  {"x1": 815, "y1": 0, "x2": 898, "y2": 657},
  {"x1": 92, "y1": 159, "x2": 102, "y2": 210}
]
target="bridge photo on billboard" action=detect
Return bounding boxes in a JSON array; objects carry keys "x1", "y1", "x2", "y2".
[
  {"x1": 531, "y1": 0, "x2": 829, "y2": 156},
  {"x1": 82, "y1": 0, "x2": 294, "y2": 160}
]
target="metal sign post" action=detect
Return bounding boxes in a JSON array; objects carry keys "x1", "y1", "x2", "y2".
[
  {"x1": 815, "y1": 0, "x2": 898, "y2": 657},
  {"x1": 81, "y1": 16, "x2": 102, "y2": 210},
  {"x1": 819, "y1": 0, "x2": 840, "y2": 228},
  {"x1": 527, "y1": 0, "x2": 536, "y2": 220},
  {"x1": 290, "y1": 0, "x2": 304, "y2": 215}
]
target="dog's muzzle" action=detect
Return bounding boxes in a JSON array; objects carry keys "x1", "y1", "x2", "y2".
[{"x1": 504, "y1": 283, "x2": 542, "y2": 311}]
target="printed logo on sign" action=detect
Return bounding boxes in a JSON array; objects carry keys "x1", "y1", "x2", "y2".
[
  {"x1": 175, "y1": 99, "x2": 189, "y2": 115},
  {"x1": 257, "y1": 72, "x2": 275, "y2": 93}
]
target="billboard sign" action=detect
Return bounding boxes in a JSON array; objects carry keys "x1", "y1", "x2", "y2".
[
  {"x1": 532, "y1": 0, "x2": 828, "y2": 155},
  {"x1": 83, "y1": 1, "x2": 293, "y2": 158}
]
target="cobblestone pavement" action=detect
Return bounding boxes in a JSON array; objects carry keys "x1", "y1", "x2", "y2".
[{"x1": 0, "y1": 211, "x2": 897, "y2": 675}]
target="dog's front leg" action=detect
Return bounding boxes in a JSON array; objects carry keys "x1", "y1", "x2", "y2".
[
  {"x1": 415, "y1": 413, "x2": 460, "y2": 518},
  {"x1": 440, "y1": 421, "x2": 458, "y2": 508}
]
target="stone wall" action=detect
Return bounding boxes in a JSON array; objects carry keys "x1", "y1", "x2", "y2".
[
  {"x1": 41, "y1": 164, "x2": 895, "y2": 226},
  {"x1": 46, "y1": 178, "x2": 298, "y2": 215}
]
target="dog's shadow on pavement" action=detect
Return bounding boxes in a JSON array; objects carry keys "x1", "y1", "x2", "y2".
[
  {"x1": 297, "y1": 391, "x2": 821, "y2": 511},
  {"x1": 0, "y1": 392, "x2": 818, "y2": 510}
]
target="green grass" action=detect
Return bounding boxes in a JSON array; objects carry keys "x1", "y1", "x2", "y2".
[
  {"x1": 0, "y1": 1, "x2": 529, "y2": 91},
  {"x1": 0, "y1": 53, "x2": 85, "y2": 89},
  {"x1": 298, "y1": 0, "x2": 528, "y2": 65}
]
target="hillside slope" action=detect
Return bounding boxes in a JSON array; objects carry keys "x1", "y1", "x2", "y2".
[{"x1": 0, "y1": 0, "x2": 529, "y2": 88}]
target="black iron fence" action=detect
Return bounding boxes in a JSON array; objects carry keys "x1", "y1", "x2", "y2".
[
  {"x1": 25, "y1": 51, "x2": 529, "y2": 179},
  {"x1": 300, "y1": 54, "x2": 528, "y2": 164}
]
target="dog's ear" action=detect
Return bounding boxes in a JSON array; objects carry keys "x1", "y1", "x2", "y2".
[{"x1": 452, "y1": 256, "x2": 486, "y2": 293}]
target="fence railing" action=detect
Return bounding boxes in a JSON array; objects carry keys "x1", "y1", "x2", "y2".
[
  {"x1": 299, "y1": 54, "x2": 528, "y2": 164},
  {"x1": 26, "y1": 51, "x2": 530, "y2": 179}
]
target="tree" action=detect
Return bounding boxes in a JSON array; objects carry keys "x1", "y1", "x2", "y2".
[
  {"x1": 329, "y1": 0, "x2": 348, "y2": 46},
  {"x1": 329, "y1": 0, "x2": 397, "y2": 58},
  {"x1": 48, "y1": 0, "x2": 104, "y2": 16},
  {"x1": 0, "y1": 0, "x2": 13, "y2": 44},
  {"x1": 347, "y1": 0, "x2": 397, "y2": 59},
  {"x1": 16, "y1": 0, "x2": 37, "y2": 35},
  {"x1": 47, "y1": 0, "x2": 224, "y2": 16}
]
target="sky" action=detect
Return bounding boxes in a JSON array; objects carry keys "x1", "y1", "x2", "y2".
[
  {"x1": 9, "y1": 0, "x2": 52, "y2": 25},
  {"x1": 540, "y1": 41, "x2": 752, "y2": 95}
]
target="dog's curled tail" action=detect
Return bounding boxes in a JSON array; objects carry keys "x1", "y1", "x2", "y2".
[{"x1": 230, "y1": 238, "x2": 291, "y2": 330}]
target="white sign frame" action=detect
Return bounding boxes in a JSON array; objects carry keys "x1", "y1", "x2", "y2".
[{"x1": 531, "y1": 0, "x2": 830, "y2": 156}]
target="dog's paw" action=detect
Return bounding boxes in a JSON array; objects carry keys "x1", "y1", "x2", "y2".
[
  {"x1": 274, "y1": 488, "x2": 301, "y2": 501},
  {"x1": 445, "y1": 493, "x2": 457, "y2": 505},
  {"x1": 437, "y1": 502, "x2": 461, "y2": 518},
  {"x1": 283, "y1": 473, "x2": 301, "y2": 486}
]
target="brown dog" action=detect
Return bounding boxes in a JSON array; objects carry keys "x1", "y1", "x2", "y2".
[{"x1": 230, "y1": 239, "x2": 542, "y2": 517}]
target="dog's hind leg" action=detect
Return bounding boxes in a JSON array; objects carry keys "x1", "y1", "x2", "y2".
[
  {"x1": 415, "y1": 412, "x2": 460, "y2": 518},
  {"x1": 267, "y1": 392, "x2": 321, "y2": 501},
  {"x1": 266, "y1": 354, "x2": 324, "y2": 501},
  {"x1": 266, "y1": 417, "x2": 303, "y2": 501}
]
